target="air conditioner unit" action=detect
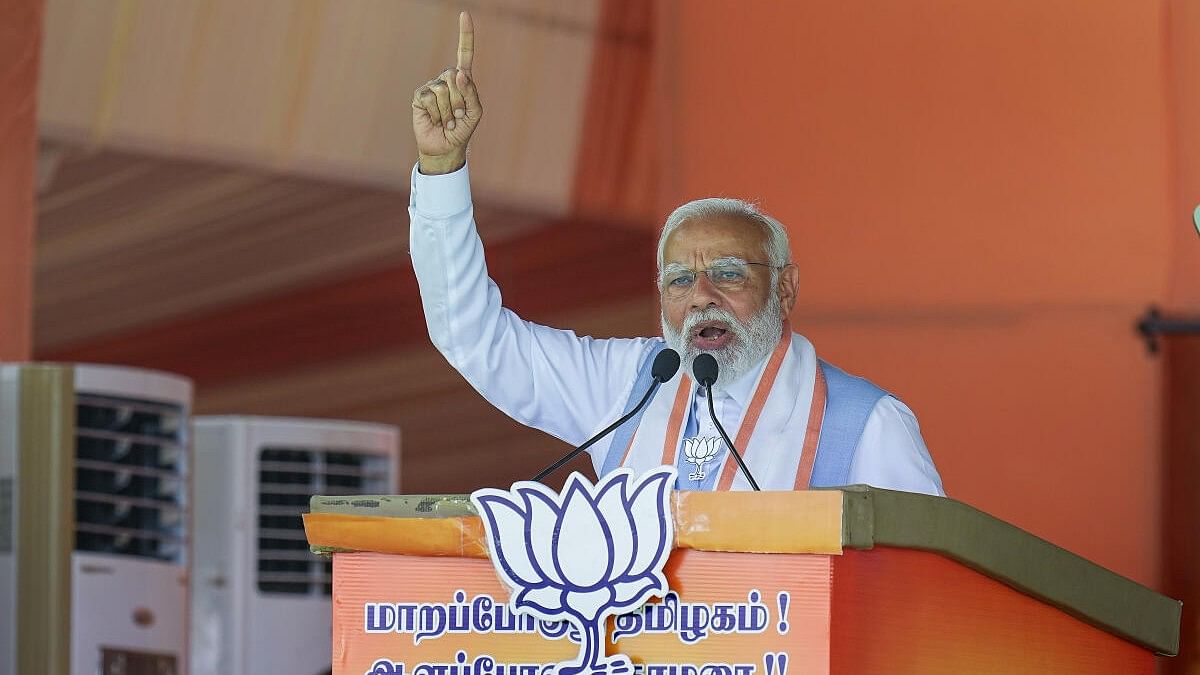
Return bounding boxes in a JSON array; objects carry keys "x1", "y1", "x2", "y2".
[
  {"x1": 0, "y1": 363, "x2": 193, "y2": 675},
  {"x1": 190, "y1": 416, "x2": 399, "y2": 675}
]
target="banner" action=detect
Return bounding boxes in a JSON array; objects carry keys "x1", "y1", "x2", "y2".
[{"x1": 331, "y1": 469, "x2": 831, "y2": 675}]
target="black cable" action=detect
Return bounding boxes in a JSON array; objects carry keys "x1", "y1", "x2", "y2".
[
  {"x1": 703, "y1": 382, "x2": 761, "y2": 491},
  {"x1": 531, "y1": 382, "x2": 659, "y2": 483}
]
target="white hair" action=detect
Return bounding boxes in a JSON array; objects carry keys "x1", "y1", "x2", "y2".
[{"x1": 656, "y1": 198, "x2": 791, "y2": 272}]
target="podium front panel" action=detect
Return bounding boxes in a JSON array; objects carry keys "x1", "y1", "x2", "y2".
[
  {"x1": 830, "y1": 547, "x2": 1154, "y2": 674},
  {"x1": 332, "y1": 549, "x2": 834, "y2": 674},
  {"x1": 308, "y1": 488, "x2": 1180, "y2": 674}
]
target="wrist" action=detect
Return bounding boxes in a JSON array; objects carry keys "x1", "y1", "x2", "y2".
[{"x1": 418, "y1": 151, "x2": 467, "y2": 175}]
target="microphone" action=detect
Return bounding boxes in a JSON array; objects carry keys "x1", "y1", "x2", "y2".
[
  {"x1": 531, "y1": 348, "x2": 681, "y2": 482},
  {"x1": 692, "y1": 353, "x2": 719, "y2": 388},
  {"x1": 692, "y1": 353, "x2": 761, "y2": 491}
]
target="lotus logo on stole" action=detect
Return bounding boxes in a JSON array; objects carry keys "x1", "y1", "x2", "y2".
[
  {"x1": 682, "y1": 437, "x2": 721, "y2": 481},
  {"x1": 471, "y1": 467, "x2": 676, "y2": 675}
]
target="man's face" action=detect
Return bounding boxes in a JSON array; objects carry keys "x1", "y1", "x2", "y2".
[{"x1": 660, "y1": 216, "x2": 793, "y2": 345}]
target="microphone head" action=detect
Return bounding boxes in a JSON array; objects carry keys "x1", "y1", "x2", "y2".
[
  {"x1": 651, "y1": 348, "x2": 681, "y2": 383},
  {"x1": 692, "y1": 353, "x2": 719, "y2": 387}
]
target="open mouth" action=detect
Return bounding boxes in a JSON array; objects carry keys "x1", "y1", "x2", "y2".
[{"x1": 691, "y1": 321, "x2": 733, "y2": 349}]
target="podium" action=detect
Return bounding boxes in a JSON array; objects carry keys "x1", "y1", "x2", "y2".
[{"x1": 304, "y1": 486, "x2": 1180, "y2": 674}]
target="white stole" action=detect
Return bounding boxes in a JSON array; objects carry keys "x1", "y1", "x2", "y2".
[{"x1": 615, "y1": 331, "x2": 824, "y2": 491}]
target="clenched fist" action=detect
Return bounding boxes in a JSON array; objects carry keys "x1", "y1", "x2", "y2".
[{"x1": 412, "y1": 11, "x2": 483, "y2": 175}]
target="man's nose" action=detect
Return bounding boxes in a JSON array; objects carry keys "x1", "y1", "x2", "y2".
[{"x1": 689, "y1": 272, "x2": 723, "y2": 310}]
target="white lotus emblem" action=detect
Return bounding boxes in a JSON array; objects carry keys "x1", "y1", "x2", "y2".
[
  {"x1": 471, "y1": 468, "x2": 676, "y2": 675},
  {"x1": 682, "y1": 436, "x2": 721, "y2": 481}
]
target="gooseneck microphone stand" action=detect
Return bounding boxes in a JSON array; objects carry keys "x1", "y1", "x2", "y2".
[
  {"x1": 692, "y1": 353, "x2": 761, "y2": 491},
  {"x1": 531, "y1": 349, "x2": 681, "y2": 483}
]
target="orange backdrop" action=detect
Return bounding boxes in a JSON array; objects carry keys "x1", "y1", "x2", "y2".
[
  {"x1": 0, "y1": 0, "x2": 42, "y2": 361},
  {"x1": 649, "y1": 0, "x2": 1200, "y2": 587},
  {"x1": 1168, "y1": 1, "x2": 1200, "y2": 305},
  {"x1": 24, "y1": 0, "x2": 1200, "y2": 595}
]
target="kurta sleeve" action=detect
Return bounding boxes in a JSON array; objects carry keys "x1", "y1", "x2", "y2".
[
  {"x1": 408, "y1": 163, "x2": 655, "y2": 446},
  {"x1": 847, "y1": 396, "x2": 946, "y2": 496}
]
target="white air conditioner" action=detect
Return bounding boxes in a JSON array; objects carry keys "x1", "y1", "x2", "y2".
[
  {"x1": 190, "y1": 416, "x2": 399, "y2": 675},
  {"x1": 0, "y1": 363, "x2": 193, "y2": 675}
]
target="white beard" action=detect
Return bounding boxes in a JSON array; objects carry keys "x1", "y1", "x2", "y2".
[{"x1": 661, "y1": 293, "x2": 783, "y2": 393}]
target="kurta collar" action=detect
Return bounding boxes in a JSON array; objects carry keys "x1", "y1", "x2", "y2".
[{"x1": 694, "y1": 352, "x2": 771, "y2": 409}]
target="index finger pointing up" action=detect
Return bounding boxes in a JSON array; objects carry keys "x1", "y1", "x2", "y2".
[{"x1": 457, "y1": 11, "x2": 474, "y2": 75}]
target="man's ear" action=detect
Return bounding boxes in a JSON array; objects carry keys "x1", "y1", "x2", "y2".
[{"x1": 777, "y1": 263, "x2": 799, "y2": 313}]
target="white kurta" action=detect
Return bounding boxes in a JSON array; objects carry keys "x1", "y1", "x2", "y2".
[{"x1": 409, "y1": 163, "x2": 945, "y2": 497}]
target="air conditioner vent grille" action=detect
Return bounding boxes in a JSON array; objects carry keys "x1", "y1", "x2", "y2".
[
  {"x1": 257, "y1": 446, "x2": 390, "y2": 596},
  {"x1": 74, "y1": 393, "x2": 187, "y2": 563}
]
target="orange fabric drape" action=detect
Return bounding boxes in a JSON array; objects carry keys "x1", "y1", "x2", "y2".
[
  {"x1": 570, "y1": 0, "x2": 657, "y2": 225},
  {"x1": 0, "y1": 0, "x2": 43, "y2": 361}
]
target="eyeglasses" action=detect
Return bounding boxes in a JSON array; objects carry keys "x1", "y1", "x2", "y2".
[{"x1": 659, "y1": 260, "x2": 779, "y2": 298}]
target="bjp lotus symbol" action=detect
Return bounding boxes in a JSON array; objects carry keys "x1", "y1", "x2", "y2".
[
  {"x1": 682, "y1": 437, "x2": 721, "y2": 481},
  {"x1": 471, "y1": 468, "x2": 676, "y2": 675}
]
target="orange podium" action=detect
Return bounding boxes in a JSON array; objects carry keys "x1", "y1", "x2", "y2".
[{"x1": 304, "y1": 485, "x2": 1180, "y2": 675}]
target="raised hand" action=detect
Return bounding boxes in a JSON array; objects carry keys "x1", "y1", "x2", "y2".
[{"x1": 412, "y1": 11, "x2": 482, "y2": 175}]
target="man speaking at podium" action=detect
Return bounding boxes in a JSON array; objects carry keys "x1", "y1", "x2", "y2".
[{"x1": 408, "y1": 14, "x2": 944, "y2": 496}]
